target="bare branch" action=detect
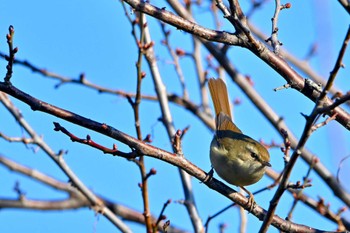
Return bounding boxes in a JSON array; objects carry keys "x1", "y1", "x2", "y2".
[
  {"x1": 4, "y1": 25, "x2": 17, "y2": 83},
  {"x1": 0, "y1": 91, "x2": 132, "y2": 233},
  {"x1": 259, "y1": 25, "x2": 350, "y2": 233},
  {"x1": 0, "y1": 78, "x2": 338, "y2": 232},
  {"x1": 127, "y1": 0, "x2": 350, "y2": 130},
  {"x1": 123, "y1": 0, "x2": 240, "y2": 45}
]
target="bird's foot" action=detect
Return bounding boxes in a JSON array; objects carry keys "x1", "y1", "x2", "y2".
[
  {"x1": 246, "y1": 194, "x2": 256, "y2": 212},
  {"x1": 241, "y1": 186, "x2": 256, "y2": 212},
  {"x1": 203, "y1": 167, "x2": 214, "y2": 183}
]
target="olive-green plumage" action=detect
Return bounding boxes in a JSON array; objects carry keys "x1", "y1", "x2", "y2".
[{"x1": 208, "y1": 78, "x2": 271, "y2": 207}]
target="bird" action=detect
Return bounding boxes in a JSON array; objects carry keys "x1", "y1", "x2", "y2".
[{"x1": 208, "y1": 78, "x2": 271, "y2": 209}]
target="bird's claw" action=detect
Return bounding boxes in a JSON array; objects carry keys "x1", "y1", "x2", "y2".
[
  {"x1": 203, "y1": 167, "x2": 214, "y2": 183},
  {"x1": 246, "y1": 194, "x2": 256, "y2": 212},
  {"x1": 240, "y1": 186, "x2": 256, "y2": 212}
]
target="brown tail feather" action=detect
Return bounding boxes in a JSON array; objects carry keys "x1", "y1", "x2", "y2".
[
  {"x1": 208, "y1": 78, "x2": 232, "y2": 118},
  {"x1": 208, "y1": 78, "x2": 242, "y2": 134}
]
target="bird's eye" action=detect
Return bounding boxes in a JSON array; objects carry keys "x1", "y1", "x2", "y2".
[{"x1": 251, "y1": 152, "x2": 259, "y2": 161}]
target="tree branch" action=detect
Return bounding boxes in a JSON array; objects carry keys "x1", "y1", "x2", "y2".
[{"x1": 0, "y1": 81, "x2": 343, "y2": 232}]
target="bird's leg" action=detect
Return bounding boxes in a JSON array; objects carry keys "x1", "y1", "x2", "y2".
[
  {"x1": 240, "y1": 186, "x2": 255, "y2": 212},
  {"x1": 203, "y1": 167, "x2": 215, "y2": 183}
]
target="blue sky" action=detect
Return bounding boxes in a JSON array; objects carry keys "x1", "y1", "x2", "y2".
[{"x1": 1, "y1": 1, "x2": 350, "y2": 232}]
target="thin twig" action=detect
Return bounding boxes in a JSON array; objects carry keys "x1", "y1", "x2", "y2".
[
  {"x1": 4, "y1": 25, "x2": 17, "y2": 83},
  {"x1": 160, "y1": 22, "x2": 189, "y2": 99},
  {"x1": 140, "y1": 9, "x2": 204, "y2": 232}
]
